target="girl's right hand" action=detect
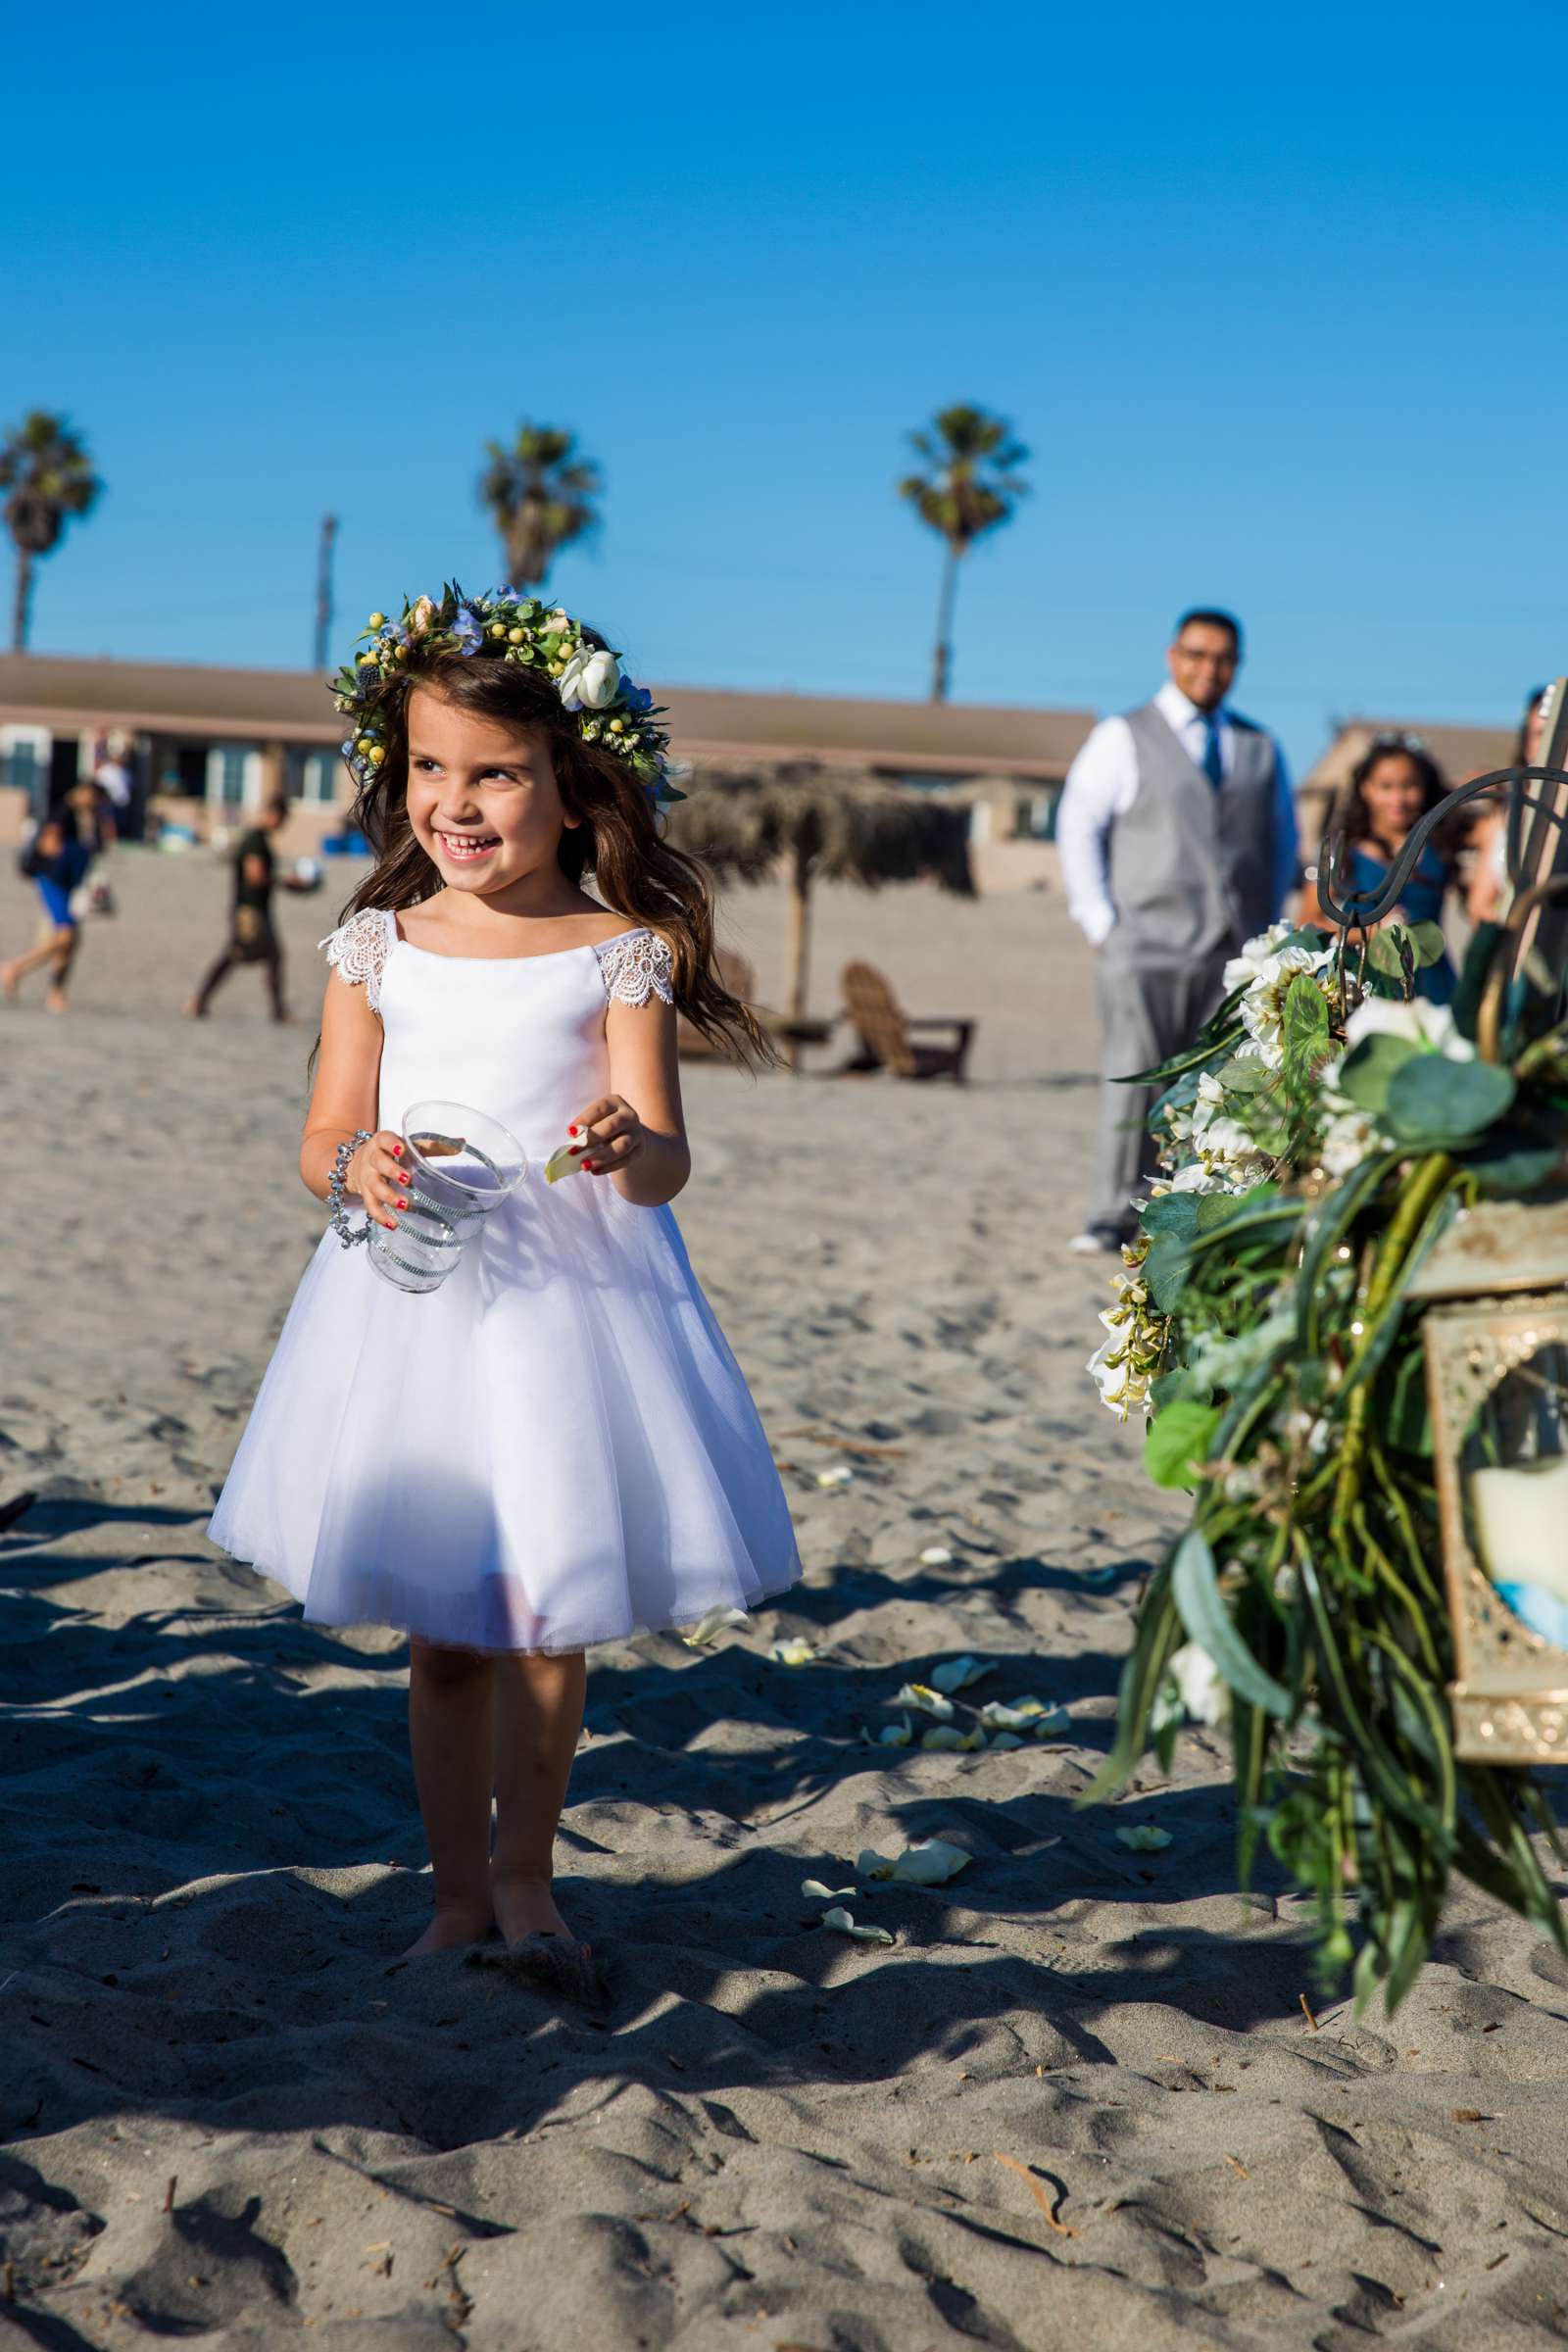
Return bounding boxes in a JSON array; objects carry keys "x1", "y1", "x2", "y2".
[{"x1": 347, "y1": 1129, "x2": 409, "y2": 1230}]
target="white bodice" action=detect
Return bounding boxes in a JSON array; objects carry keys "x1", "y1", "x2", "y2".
[{"x1": 323, "y1": 907, "x2": 673, "y2": 1161}]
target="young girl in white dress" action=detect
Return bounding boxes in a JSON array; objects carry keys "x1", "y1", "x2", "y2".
[{"x1": 209, "y1": 587, "x2": 801, "y2": 1962}]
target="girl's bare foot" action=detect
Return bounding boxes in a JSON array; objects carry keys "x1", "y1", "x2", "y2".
[
  {"x1": 490, "y1": 1870, "x2": 571, "y2": 1947},
  {"x1": 0, "y1": 964, "x2": 18, "y2": 1003},
  {"x1": 44, "y1": 988, "x2": 69, "y2": 1015},
  {"x1": 403, "y1": 1901, "x2": 494, "y2": 1958}
]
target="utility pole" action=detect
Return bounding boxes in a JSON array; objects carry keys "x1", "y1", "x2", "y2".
[{"x1": 313, "y1": 514, "x2": 337, "y2": 671}]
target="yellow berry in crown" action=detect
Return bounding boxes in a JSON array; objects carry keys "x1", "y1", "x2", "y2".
[{"x1": 368, "y1": 611, "x2": 386, "y2": 628}]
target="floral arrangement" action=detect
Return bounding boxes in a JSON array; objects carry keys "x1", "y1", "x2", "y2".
[
  {"x1": 331, "y1": 583, "x2": 685, "y2": 808},
  {"x1": 1088, "y1": 912, "x2": 1568, "y2": 2011}
]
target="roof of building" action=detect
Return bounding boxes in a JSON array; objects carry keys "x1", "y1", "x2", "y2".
[
  {"x1": 0, "y1": 652, "x2": 1097, "y2": 779},
  {"x1": 1301, "y1": 716, "x2": 1517, "y2": 799}
]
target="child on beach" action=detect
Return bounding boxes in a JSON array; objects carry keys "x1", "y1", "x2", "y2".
[
  {"x1": 209, "y1": 589, "x2": 802, "y2": 1962},
  {"x1": 2, "y1": 813, "x2": 92, "y2": 1011}
]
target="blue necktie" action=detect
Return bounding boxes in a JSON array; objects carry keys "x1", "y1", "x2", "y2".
[{"x1": 1200, "y1": 715, "x2": 1224, "y2": 791}]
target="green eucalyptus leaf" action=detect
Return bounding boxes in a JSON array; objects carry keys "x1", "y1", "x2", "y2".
[
  {"x1": 1383, "y1": 1055, "x2": 1515, "y2": 1145},
  {"x1": 1141, "y1": 1193, "x2": 1200, "y2": 1239},
  {"x1": 1336, "y1": 1032, "x2": 1421, "y2": 1115},
  {"x1": 1145, "y1": 1400, "x2": 1220, "y2": 1489},
  {"x1": 1404, "y1": 921, "x2": 1447, "y2": 970},
  {"x1": 1368, "y1": 927, "x2": 1415, "y2": 980},
  {"x1": 1144, "y1": 1230, "x2": 1195, "y2": 1314},
  {"x1": 1170, "y1": 1528, "x2": 1294, "y2": 1718},
  {"x1": 1458, "y1": 1116, "x2": 1564, "y2": 1195},
  {"x1": 1218, "y1": 1055, "x2": 1275, "y2": 1096}
]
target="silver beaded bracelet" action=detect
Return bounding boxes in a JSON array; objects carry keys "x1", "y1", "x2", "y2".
[{"x1": 328, "y1": 1129, "x2": 375, "y2": 1248}]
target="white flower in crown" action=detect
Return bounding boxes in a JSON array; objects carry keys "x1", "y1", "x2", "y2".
[
  {"x1": 409, "y1": 595, "x2": 437, "y2": 638},
  {"x1": 558, "y1": 645, "x2": 621, "y2": 713}
]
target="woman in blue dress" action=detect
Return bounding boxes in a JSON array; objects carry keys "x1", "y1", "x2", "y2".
[{"x1": 1301, "y1": 732, "x2": 1465, "y2": 1004}]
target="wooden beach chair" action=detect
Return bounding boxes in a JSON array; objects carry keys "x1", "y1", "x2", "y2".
[
  {"x1": 839, "y1": 960, "x2": 975, "y2": 1083},
  {"x1": 677, "y1": 949, "x2": 757, "y2": 1058}
]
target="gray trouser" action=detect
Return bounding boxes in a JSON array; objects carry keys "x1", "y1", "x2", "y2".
[{"x1": 1088, "y1": 951, "x2": 1230, "y2": 1235}]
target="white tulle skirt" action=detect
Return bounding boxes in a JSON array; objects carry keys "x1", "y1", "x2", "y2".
[{"x1": 208, "y1": 1182, "x2": 802, "y2": 1653}]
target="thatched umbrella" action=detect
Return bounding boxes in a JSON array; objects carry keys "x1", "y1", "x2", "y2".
[{"x1": 665, "y1": 760, "x2": 976, "y2": 1053}]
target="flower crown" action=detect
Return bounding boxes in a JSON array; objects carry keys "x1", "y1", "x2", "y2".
[{"x1": 331, "y1": 583, "x2": 685, "y2": 808}]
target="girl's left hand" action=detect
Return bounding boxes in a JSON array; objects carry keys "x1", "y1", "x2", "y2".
[{"x1": 568, "y1": 1095, "x2": 644, "y2": 1176}]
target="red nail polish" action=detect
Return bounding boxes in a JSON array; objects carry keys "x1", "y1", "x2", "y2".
[
  {"x1": 397, "y1": 1197, "x2": 409, "y2": 1208},
  {"x1": 568, "y1": 1124, "x2": 578, "y2": 1137},
  {"x1": 392, "y1": 1142, "x2": 403, "y2": 1156}
]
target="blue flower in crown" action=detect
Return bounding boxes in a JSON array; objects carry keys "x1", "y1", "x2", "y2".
[{"x1": 452, "y1": 605, "x2": 485, "y2": 656}]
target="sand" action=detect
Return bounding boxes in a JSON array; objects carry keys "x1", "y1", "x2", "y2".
[{"x1": 5, "y1": 846, "x2": 1568, "y2": 2350}]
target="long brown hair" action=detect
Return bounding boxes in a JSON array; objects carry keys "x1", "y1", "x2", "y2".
[
  {"x1": 338, "y1": 642, "x2": 771, "y2": 1063},
  {"x1": 1335, "y1": 734, "x2": 1469, "y2": 868}
]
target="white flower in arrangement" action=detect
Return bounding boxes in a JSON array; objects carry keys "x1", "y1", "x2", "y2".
[
  {"x1": 1319, "y1": 1106, "x2": 1380, "y2": 1178},
  {"x1": 1238, "y1": 945, "x2": 1335, "y2": 1068},
  {"x1": 1221, "y1": 919, "x2": 1297, "y2": 996},
  {"x1": 1088, "y1": 1315, "x2": 1141, "y2": 1413},
  {"x1": 558, "y1": 645, "x2": 621, "y2": 712},
  {"x1": 1170, "y1": 1160, "x2": 1227, "y2": 1194},
  {"x1": 409, "y1": 595, "x2": 437, "y2": 637},
  {"x1": 1341, "y1": 996, "x2": 1473, "y2": 1059},
  {"x1": 1169, "y1": 1641, "x2": 1230, "y2": 1728}
]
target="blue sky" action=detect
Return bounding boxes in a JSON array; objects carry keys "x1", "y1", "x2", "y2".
[{"x1": 4, "y1": 0, "x2": 1564, "y2": 770}]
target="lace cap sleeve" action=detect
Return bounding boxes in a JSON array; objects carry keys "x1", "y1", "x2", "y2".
[
  {"x1": 593, "y1": 927, "x2": 674, "y2": 1008},
  {"x1": 320, "y1": 907, "x2": 396, "y2": 1012}
]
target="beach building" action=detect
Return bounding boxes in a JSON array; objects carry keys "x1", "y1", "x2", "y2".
[{"x1": 0, "y1": 652, "x2": 1096, "y2": 890}]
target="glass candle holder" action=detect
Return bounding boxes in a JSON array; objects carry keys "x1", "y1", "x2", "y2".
[{"x1": 368, "y1": 1100, "x2": 527, "y2": 1295}]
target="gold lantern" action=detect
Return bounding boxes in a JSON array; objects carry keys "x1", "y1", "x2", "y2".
[{"x1": 1415, "y1": 1198, "x2": 1568, "y2": 1762}]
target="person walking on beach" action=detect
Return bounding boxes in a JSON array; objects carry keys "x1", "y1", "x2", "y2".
[
  {"x1": 1057, "y1": 608, "x2": 1297, "y2": 1253},
  {"x1": 206, "y1": 588, "x2": 801, "y2": 1965},
  {"x1": 1, "y1": 812, "x2": 92, "y2": 1012},
  {"x1": 186, "y1": 797, "x2": 306, "y2": 1021}
]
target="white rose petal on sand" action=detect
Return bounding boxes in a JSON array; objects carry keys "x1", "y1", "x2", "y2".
[
  {"x1": 893, "y1": 1682, "x2": 955, "y2": 1719},
  {"x1": 929, "y1": 1655, "x2": 989, "y2": 1694},
  {"x1": 821, "y1": 1906, "x2": 896, "y2": 1946},
  {"x1": 679, "y1": 1604, "x2": 750, "y2": 1647}
]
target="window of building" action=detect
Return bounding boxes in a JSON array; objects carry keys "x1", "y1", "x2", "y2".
[
  {"x1": 291, "y1": 750, "x2": 346, "y2": 805},
  {"x1": 1, "y1": 734, "x2": 43, "y2": 813},
  {"x1": 207, "y1": 746, "x2": 256, "y2": 807}
]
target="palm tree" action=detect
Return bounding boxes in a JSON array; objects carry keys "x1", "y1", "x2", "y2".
[
  {"x1": 1, "y1": 412, "x2": 102, "y2": 652},
  {"x1": 899, "y1": 405, "x2": 1029, "y2": 703},
  {"x1": 477, "y1": 424, "x2": 601, "y2": 590},
  {"x1": 665, "y1": 761, "x2": 975, "y2": 1062}
]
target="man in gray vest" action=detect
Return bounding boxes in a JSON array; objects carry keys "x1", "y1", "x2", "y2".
[{"x1": 1057, "y1": 608, "x2": 1297, "y2": 1252}]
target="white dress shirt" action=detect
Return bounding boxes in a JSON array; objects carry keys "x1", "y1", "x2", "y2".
[{"x1": 1056, "y1": 680, "x2": 1297, "y2": 946}]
